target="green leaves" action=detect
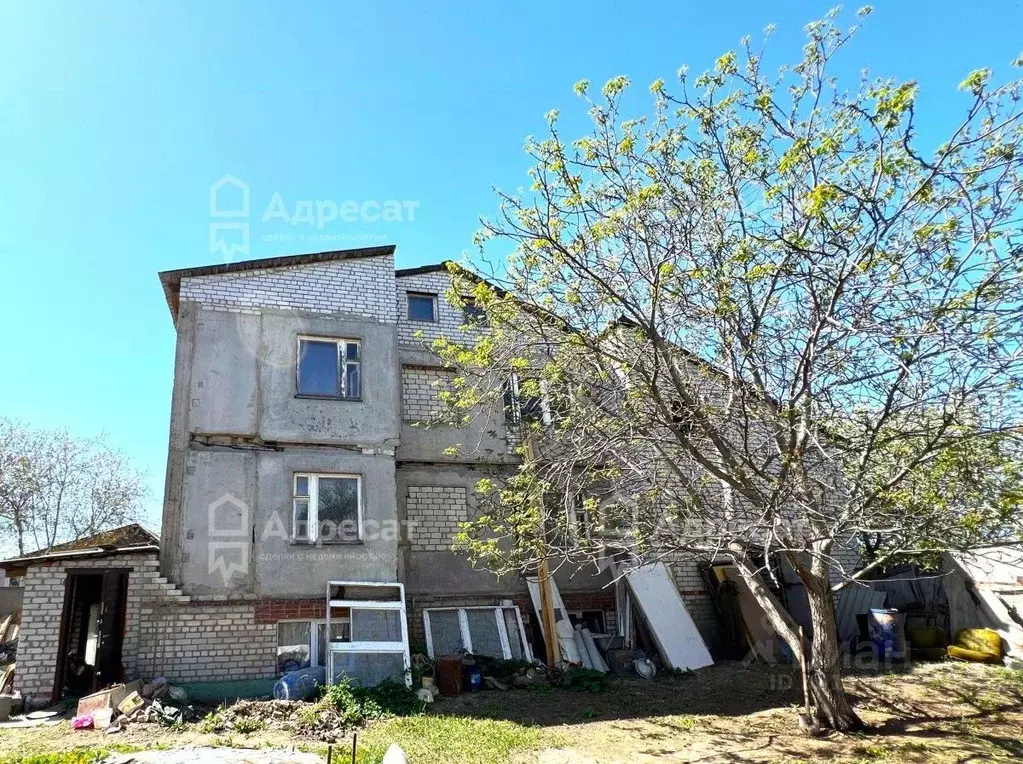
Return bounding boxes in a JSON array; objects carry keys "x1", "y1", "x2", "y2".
[
  {"x1": 959, "y1": 68, "x2": 992, "y2": 95},
  {"x1": 602, "y1": 75, "x2": 630, "y2": 98}
]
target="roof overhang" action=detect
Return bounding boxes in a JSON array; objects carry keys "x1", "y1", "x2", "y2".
[{"x1": 0, "y1": 543, "x2": 160, "y2": 570}]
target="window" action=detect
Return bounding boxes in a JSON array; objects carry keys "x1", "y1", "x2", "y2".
[
  {"x1": 326, "y1": 581, "x2": 410, "y2": 687},
  {"x1": 503, "y1": 373, "x2": 552, "y2": 426},
  {"x1": 407, "y1": 292, "x2": 437, "y2": 322},
  {"x1": 461, "y1": 297, "x2": 486, "y2": 325},
  {"x1": 297, "y1": 337, "x2": 361, "y2": 399},
  {"x1": 293, "y1": 473, "x2": 362, "y2": 543},
  {"x1": 422, "y1": 606, "x2": 532, "y2": 661},
  {"x1": 569, "y1": 494, "x2": 591, "y2": 541},
  {"x1": 276, "y1": 617, "x2": 351, "y2": 675}
]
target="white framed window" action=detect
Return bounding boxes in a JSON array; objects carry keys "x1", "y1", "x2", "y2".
[
  {"x1": 406, "y1": 292, "x2": 438, "y2": 323},
  {"x1": 276, "y1": 616, "x2": 352, "y2": 675},
  {"x1": 327, "y1": 581, "x2": 410, "y2": 687},
  {"x1": 423, "y1": 606, "x2": 532, "y2": 661},
  {"x1": 568, "y1": 494, "x2": 592, "y2": 542},
  {"x1": 293, "y1": 473, "x2": 362, "y2": 543},
  {"x1": 503, "y1": 373, "x2": 553, "y2": 426},
  {"x1": 297, "y1": 336, "x2": 361, "y2": 399}
]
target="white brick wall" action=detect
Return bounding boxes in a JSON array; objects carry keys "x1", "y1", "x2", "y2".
[
  {"x1": 14, "y1": 554, "x2": 277, "y2": 701},
  {"x1": 406, "y1": 486, "x2": 467, "y2": 551},
  {"x1": 180, "y1": 255, "x2": 397, "y2": 320},
  {"x1": 397, "y1": 272, "x2": 470, "y2": 346},
  {"x1": 401, "y1": 366, "x2": 454, "y2": 422},
  {"x1": 16, "y1": 553, "x2": 185, "y2": 700},
  {"x1": 135, "y1": 603, "x2": 276, "y2": 684}
]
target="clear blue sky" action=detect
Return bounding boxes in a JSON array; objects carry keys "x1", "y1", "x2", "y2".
[{"x1": 1, "y1": 1, "x2": 1020, "y2": 529}]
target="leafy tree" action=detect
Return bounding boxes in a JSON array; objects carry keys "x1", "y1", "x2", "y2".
[
  {"x1": 434, "y1": 8, "x2": 1023, "y2": 731},
  {"x1": 0, "y1": 418, "x2": 149, "y2": 557}
]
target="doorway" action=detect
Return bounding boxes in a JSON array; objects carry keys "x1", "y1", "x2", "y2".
[{"x1": 54, "y1": 569, "x2": 129, "y2": 700}]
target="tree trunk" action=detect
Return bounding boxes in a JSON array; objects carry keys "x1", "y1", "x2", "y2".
[
  {"x1": 803, "y1": 577, "x2": 863, "y2": 731},
  {"x1": 730, "y1": 546, "x2": 863, "y2": 732}
]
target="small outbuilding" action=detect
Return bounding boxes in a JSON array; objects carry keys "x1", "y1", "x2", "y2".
[
  {"x1": 0, "y1": 524, "x2": 162, "y2": 706},
  {"x1": 943, "y1": 547, "x2": 1023, "y2": 666}
]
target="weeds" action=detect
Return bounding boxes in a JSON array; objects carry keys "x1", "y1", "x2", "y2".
[
  {"x1": 552, "y1": 666, "x2": 611, "y2": 692},
  {"x1": 319, "y1": 677, "x2": 424, "y2": 727}
]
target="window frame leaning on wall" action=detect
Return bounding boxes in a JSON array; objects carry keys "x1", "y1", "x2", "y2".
[
  {"x1": 326, "y1": 581, "x2": 412, "y2": 687},
  {"x1": 422, "y1": 605, "x2": 533, "y2": 661}
]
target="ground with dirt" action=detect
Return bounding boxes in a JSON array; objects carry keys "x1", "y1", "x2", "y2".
[{"x1": 1, "y1": 662, "x2": 1021, "y2": 763}]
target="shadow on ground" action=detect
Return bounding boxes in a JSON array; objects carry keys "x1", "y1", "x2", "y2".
[{"x1": 434, "y1": 661, "x2": 804, "y2": 727}]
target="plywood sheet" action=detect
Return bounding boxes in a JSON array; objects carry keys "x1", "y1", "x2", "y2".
[{"x1": 626, "y1": 563, "x2": 713, "y2": 670}]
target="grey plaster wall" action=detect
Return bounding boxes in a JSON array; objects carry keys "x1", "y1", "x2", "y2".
[
  {"x1": 188, "y1": 310, "x2": 260, "y2": 436},
  {"x1": 252, "y1": 448, "x2": 398, "y2": 595},
  {"x1": 397, "y1": 464, "x2": 516, "y2": 596},
  {"x1": 257, "y1": 313, "x2": 400, "y2": 446},
  {"x1": 166, "y1": 301, "x2": 401, "y2": 597}
]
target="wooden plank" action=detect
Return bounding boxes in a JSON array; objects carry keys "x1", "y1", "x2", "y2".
[
  {"x1": 526, "y1": 576, "x2": 581, "y2": 664},
  {"x1": 626, "y1": 563, "x2": 713, "y2": 671}
]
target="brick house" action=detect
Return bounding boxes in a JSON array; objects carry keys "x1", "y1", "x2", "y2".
[{"x1": 5, "y1": 246, "x2": 724, "y2": 703}]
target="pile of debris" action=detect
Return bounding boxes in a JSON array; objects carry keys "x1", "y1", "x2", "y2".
[{"x1": 72, "y1": 677, "x2": 196, "y2": 733}]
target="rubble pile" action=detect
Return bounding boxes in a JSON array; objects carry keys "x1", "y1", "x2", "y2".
[
  {"x1": 71, "y1": 677, "x2": 196, "y2": 733},
  {"x1": 201, "y1": 696, "x2": 361, "y2": 741}
]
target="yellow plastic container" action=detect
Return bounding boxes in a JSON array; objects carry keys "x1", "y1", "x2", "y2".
[{"x1": 948, "y1": 628, "x2": 1002, "y2": 663}]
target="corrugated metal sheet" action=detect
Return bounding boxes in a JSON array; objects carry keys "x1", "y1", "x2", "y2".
[{"x1": 835, "y1": 586, "x2": 888, "y2": 641}]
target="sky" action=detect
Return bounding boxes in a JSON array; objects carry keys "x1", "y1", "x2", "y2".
[{"x1": 0, "y1": 1, "x2": 1021, "y2": 532}]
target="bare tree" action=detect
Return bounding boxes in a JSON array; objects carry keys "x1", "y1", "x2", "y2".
[
  {"x1": 0, "y1": 418, "x2": 149, "y2": 556},
  {"x1": 433, "y1": 9, "x2": 1023, "y2": 731}
]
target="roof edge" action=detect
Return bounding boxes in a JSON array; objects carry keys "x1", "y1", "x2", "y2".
[
  {"x1": 0, "y1": 543, "x2": 160, "y2": 569},
  {"x1": 159, "y1": 245, "x2": 398, "y2": 322},
  {"x1": 395, "y1": 261, "x2": 452, "y2": 278}
]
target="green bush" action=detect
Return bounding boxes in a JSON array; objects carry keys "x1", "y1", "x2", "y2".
[
  {"x1": 318, "y1": 676, "x2": 424, "y2": 729},
  {"x1": 465, "y1": 654, "x2": 537, "y2": 680}
]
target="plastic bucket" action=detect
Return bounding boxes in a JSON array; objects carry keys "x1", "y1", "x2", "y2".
[
  {"x1": 464, "y1": 664, "x2": 483, "y2": 692},
  {"x1": 93, "y1": 707, "x2": 113, "y2": 729}
]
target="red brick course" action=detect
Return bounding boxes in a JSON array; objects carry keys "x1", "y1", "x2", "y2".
[{"x1": 254, "y1": 598, "x2": 326, "y2": 623}]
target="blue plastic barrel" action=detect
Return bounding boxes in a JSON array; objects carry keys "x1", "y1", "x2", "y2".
[
  {"x1": 464, "y1": 664, "x2": 483, "y2": 692},
  {"x1": 867, "y1": 608, "x2": 907, "y2": 662},
  {"x1": 274, "y1": 665, "x2": 326, "y2": 700}
]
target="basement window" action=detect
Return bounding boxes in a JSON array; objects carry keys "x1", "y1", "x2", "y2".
[
  {"x1": 276, "y1": 617, "x2": 351, "y2": 675},
  {"x1": 423, "y1": 606, "x2": 532, "y2": 661},
  {"x1": 407, "y1": 292, "x2": 437, "y2": 322},
  {"x1": 297, "y1": 337, "x2": 361, "y2": 399},
  {"x1": 293, "y1": 473, "x2": 362, "y2": 543}
]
